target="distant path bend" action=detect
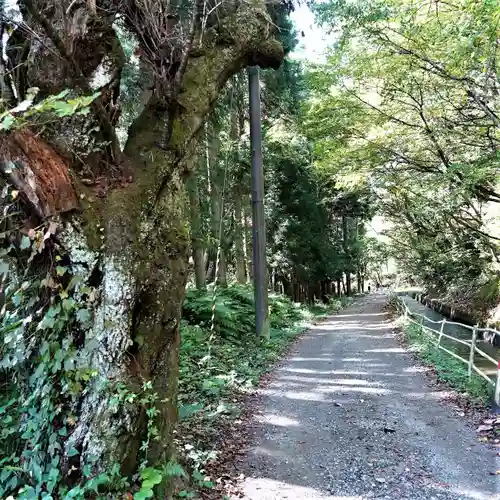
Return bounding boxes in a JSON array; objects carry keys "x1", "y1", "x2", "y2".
[{"x1": 238, "y1": 294, "x2": 499, "y2": 500}]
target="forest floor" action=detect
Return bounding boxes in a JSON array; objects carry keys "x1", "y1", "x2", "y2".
[{"x1": 233, "y1": 294, "x2": 499, "y2": 500}]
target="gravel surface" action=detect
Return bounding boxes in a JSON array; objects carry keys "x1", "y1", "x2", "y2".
[{"x1": 238, "y1": 294, "x2": 499, "y2": 499}]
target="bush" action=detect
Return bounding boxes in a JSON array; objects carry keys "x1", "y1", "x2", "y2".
[{"x1": 182, "y1": 284, "x2": 307, "y2": 339}]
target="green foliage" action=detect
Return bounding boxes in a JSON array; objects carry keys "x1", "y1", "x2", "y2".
[
  {"x1": 182, "y1": 285, "x2": 256, "y2": 339},
  {"x1": 0, "y1": 232, "x2": 100, "y2": 498},
  {"x1": 402, "y1": 323, "x2": 491, "y2": 404},
  {"x1": 305, "y1": 0, "x2": 500, "y2": 309},
  {"x1": 0, "y1": 129, "x2": 161, "y2": 498},
  {"x1": 177, "y1": 284, "x2": 352, "y2": 495},
  {"x1": 0, "y1": 88, "x2": 100, "y2": 131}
]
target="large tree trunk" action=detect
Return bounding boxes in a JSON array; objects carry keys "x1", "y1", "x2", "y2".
[{"x1": 2, "y1": 0, "x2": 283, "y2": 479}]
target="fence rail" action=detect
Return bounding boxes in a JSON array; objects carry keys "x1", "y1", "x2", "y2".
[{"x1": 392, "y1": 295, "x2": 500, "y2": 406}]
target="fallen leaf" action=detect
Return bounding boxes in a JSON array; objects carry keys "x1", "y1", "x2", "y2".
[{"x1": 476, "y1": 425, "x2": 493, "y2": 433}]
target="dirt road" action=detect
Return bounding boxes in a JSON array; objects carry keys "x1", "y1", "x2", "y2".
[{"x1": 238, "y1": 294, "x2": 499, "y2": 499}]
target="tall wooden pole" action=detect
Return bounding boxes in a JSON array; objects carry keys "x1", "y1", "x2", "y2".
[{"x1": 247, "y1": 65, "x2": 269, "y2": 339}]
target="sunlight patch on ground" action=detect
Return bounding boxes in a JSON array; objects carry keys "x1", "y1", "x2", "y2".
[
  {"x1": 316, "y1": 386, "x2": 390, "y2": 395},
  {"x1": 404, "y1": 391, "x2": 452, "y2": 400},
  {"x1": 446, "y1": 486, "x2": 499, "y2": 500},
  {"x1": 275, "y1": 375, "x2": 380, "y2": 386},
  {"x1": 249, "y1": 446, "x2": 289, "y2": 459},
  {"x1": 255, "y1": 414, "x2": 300, "y2": 427},
  {"x1": 311, "y1": 324, "x2": 389, "y2": 332},
  {"x1": 280, "y1": 368, "x2": 371, "y2": 376},
  {"x1": 333, "y1": 313, "x2": 386, "y2": 318},
  {"x1": 288, "y1": 357, "x2": 340, "y2": 362},
  {"x1": 404, "y1": 366, "x2": 430, "y2": 373},
  {"x1": 365, "y1": 347, "x2": 407, "y2": 353},
  {"x1": 341, "y1": 357, "x2": 378, "y2": 362},
  {"x1": 243, "y1": 477, "x2": 363, "y2": 500},
  {"x1": 258, "y1": 388, "x2": 327, "y2": 402}
]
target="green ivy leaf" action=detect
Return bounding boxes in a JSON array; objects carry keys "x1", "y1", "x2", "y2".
[
  {"x1": 56, "y1": 266, "x2": 68, "y2": 276},
  {"x1": 140, "y1": 467, "x2": 162, "y2": 485},
  {"x1": 133, "y1": 489, "x2": 154, "y2": 500},
  {"x1": 76, "y1": 309, "x2": 91, "y2": 323},
  {"x1": 68, "y1": 447, "x2": 79, "y2": 457},
  {"x1": 20, "y1": 235, "x2": 31, "y2": 250},
  {"x1": 178, "y1": 403, "x2": 203, "y2": 420},
  {"x1": 178, "y1": 491, "x2": 195, "y2": 498},
  {"x1": 0, "y1": 113, "x2": 15, "y2": 131}
]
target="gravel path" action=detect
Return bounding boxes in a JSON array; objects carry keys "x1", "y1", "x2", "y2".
[{"x1": 238, "y1": 294, "x2": 499, "y2": 500}]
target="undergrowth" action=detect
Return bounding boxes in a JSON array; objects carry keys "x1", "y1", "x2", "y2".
[
  {"x1": 175, "y1": 284, "x2": 352, "y2": 496},
  {"x1": 402, "y1": 322, "x2": 492, "y2": 404}
]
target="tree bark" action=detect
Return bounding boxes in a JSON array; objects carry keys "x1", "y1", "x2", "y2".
[
  {"x1": 2, "y1": 0, "x2": 283, "y2": 477},
  {"x1": 342, "y1": 215, "x2": 352, "y2": 295},
  {"x1": 243, "y1": 198, "x2": 253, "y2": 282},
  {"x1": 231, "y1": 103, "x2": 246, "y2": 285},
  {"x1": 186, "y1": 157, "x2": 206, "y2": 290},
  {"x1": 234, "y1": 192, "x2": 247, "y2": 284}
]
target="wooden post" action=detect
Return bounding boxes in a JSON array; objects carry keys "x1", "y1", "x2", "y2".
[
  {"x1": 468, "y1": 327, "x2": 477, "y2": 378},
  {"x1": 494, "y1": 360, "x2": 500, "y2": 410},
  {"x1": 437, "y1": 319, "x2": 445, "y2": 348}
]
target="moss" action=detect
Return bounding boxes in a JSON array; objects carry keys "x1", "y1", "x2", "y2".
[{"x1": 79, "y1": 197, "x2": 105, "y2": 250}]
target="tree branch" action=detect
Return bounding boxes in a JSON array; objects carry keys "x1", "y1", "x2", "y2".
[
  {"x1": 173, "y1": 0, "x2": 203, "y2": 95},
  {"x1": 21, "y1": 0, "x2": 122, "y2": 162}
]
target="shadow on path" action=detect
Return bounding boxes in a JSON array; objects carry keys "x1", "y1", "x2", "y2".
[{"x1": 237, "y1": 294, "x2": 499, "y2": 500}]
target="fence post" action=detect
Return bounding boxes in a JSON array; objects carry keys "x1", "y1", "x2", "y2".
[
  {"x1": 468, "y1": 326, "x2": 477, "y2": 378},
  {"x1": 495, "y1": 360, "x2": 500, "y2": 411},
  {"x1": 437, "y1": 319, "x2": 445, "y2": 348}
]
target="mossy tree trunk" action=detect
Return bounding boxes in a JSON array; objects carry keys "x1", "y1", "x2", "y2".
[{"x1": 2, "y1": 0, "x2": 283, "y2": 476}]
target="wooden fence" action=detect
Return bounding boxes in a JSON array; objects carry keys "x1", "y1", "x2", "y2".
[{"x1": 392, "y1": 295, "x2": 500, "y2": 406}]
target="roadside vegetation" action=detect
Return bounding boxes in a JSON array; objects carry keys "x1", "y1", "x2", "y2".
[
  {"x1": 395, "y1": 317, "x2": 491, "y2": 405},
  {"x1": 1, "y1": 0, "x2": 498, "y2": 497},
  {"x1": 175, "y1": 285, "x2": 352, "y2": 496}
]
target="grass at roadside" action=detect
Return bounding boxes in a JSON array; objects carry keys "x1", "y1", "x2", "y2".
[
  {"x1": 401, "y1": 321, "x2": 491, "y2": 405},
  {"x1": 173, "y1": 284, "x2": 352, "y2": 497}
]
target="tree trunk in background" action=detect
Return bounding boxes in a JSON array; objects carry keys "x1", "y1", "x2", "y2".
[
  {"x1": 186, "y1": 158, "x2": 206, "y2": 290},
  {"x1": 231, "y1": 103, "x2": 246, "y2": 285},
  {"x1": 342, "y1": 215, "x2": 352, "y2": 295},
  {"x1": 282, "y1": 276, "x2": 292, "y2": 297},
  {"x1": 206, "y1": 126, "x2": 225, "y2": 284},
  {"x1": 244, "y1": 200, "x2": 253, "y2": 281},
  {"x1": 234, "y1": 192, "x2": 246, "y2": 284}
]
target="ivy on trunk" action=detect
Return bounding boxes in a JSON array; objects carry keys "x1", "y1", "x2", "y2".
[{"x1": 1, "y1": 0, "x2": 283, "y2": 478}]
